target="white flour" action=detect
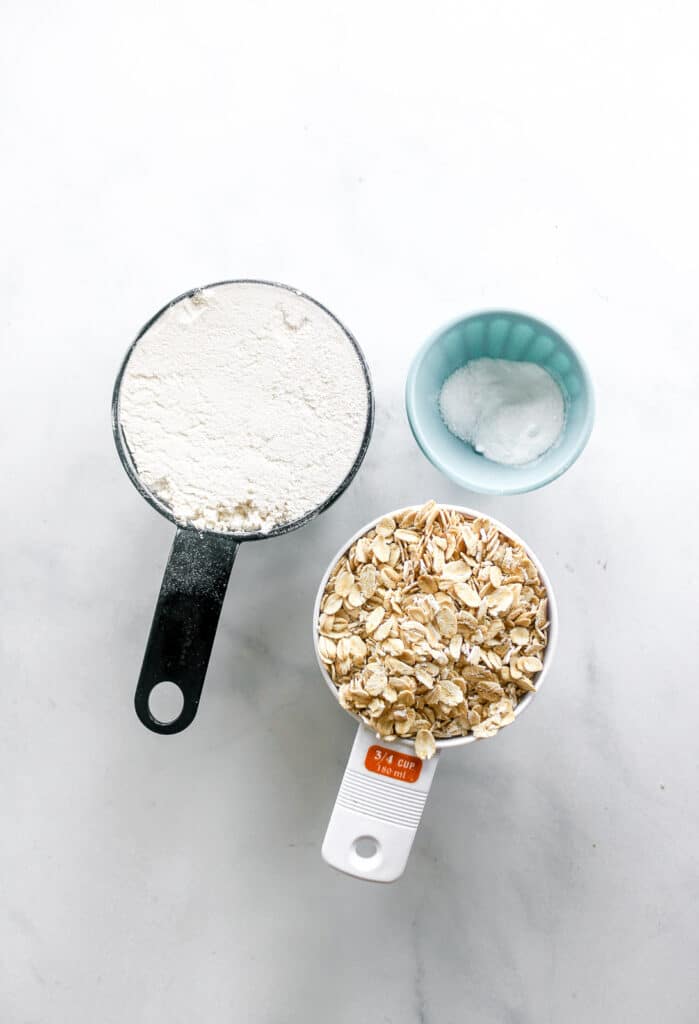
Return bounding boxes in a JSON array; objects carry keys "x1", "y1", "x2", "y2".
[
  {"x1": 119, "y1": 282, "x2": 370, "y2": 533},
  {"x1": 439, "y1": 358, "x2": 565, "y2": 466}
]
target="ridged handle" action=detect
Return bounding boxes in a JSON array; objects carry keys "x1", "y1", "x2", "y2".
[{"x1": 322, "y1": 725, "x2": 439, "y2": 882}]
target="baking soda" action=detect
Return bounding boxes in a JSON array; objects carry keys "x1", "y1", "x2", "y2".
[{"x1": 439, "y1": 358, "x2": 565, "y2": 466}]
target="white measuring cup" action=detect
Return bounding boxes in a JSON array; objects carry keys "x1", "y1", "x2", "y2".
[{"x1": 312, "y1": 505, "x2": 558, "y2": 882}]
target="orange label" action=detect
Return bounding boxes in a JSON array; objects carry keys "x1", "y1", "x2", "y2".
[{"x1": 365, "y1": 745, "x2": 422, "y2": 783}]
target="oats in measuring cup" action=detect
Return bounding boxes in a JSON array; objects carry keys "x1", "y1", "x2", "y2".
[{"x1": 318, "y1": 502, "x2": 550, "y2": 758}]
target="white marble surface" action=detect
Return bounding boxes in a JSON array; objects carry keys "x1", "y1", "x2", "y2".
[{"x1": 2, "y1": 2, "x2": 698, "y2": 1021}]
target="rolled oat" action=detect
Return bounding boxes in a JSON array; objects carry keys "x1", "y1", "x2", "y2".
[{"x1": 318, "y1": 502, "x2": 550, "y2": 758}]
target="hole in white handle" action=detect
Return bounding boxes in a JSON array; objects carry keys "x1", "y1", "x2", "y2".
[
  {"x1": 348, "y1": 835, "x2": 382, "y2": 874},
  {"x1": 354, "y1": 836, "x2": 379, "y2": 859},
  {"x1": 148, "y1": 681, "x2": 184, "y2": 725}
]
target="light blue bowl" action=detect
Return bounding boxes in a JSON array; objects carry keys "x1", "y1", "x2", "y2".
[{"x1": 405, "y1": 311, "x2": 595, "y2": 495}]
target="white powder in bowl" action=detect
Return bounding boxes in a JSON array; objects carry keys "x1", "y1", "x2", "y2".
[
  {"x1": 439, "y1": 358, "x2": 565, "y2": 466},
  {"x1": 118, "y1": 282, "x2": 370, "y2": 533}
]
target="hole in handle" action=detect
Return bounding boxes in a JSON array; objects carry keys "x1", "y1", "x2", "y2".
[
  {"x1": 148, "y1": 681, "x2": 185, "y2": 725},
  {"x1": 354, "y1": 836, "x2": 379, "y2": 859}
]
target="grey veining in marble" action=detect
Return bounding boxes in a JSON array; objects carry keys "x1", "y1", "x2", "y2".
[{"x1": 2, "y1": 2, "x2": 699, "y2": 1022}]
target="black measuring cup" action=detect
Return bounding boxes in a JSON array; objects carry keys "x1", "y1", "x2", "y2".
[{"x1": 112, "y1": 279, "x2": 374, "y2": 735}]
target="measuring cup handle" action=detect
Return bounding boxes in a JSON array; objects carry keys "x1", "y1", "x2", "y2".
[
  {"x1": 322, "y1": 725, "x2": 439, "y2": 882},
  {"x1": 134, "y1": 527, "x2": 239, "y2": 734}
]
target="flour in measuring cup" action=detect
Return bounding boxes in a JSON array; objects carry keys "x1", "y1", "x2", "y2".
[{"x1": 118, "y1": 282, "x2": 370, "y2": 533}]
